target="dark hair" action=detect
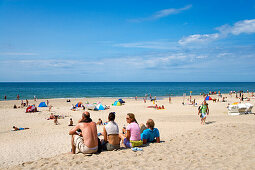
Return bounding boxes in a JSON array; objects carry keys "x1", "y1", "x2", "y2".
[
  {"x1": 81, "y1": 113, "x2": 92, "y2": 123},
  {"x1": 108, "y1": 112, "x2": 115, "y2": 121}
]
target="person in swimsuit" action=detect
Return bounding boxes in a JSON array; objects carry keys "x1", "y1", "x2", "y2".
[
  {"x1": 12, "y1": 126, "x2": 29, "y2": 131},
  {"x1": 119, "y1": 113, "x2": 143, "y2": 148},
  {"x1": 69, "y1": 112, "x2": 98, "y2": 154},
  {"x1": 101, "y1": 112, "x2": 120, "y2": 151},
  {"x1": 198, "y1": 101, "x2": 209, "y2": 125}
]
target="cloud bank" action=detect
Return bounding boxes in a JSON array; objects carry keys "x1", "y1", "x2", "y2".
[{"x1": 179, "y1": 19, "x2": 255, "y2": 45}]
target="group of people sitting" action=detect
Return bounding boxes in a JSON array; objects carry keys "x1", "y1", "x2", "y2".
[{"x1": 69, "y1": 111, "x2": 160, "y2": 154}]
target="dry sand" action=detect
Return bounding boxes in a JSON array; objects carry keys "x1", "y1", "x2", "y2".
[{"x1": 0, "y1": 94, "x2": 255, "y2": 169}]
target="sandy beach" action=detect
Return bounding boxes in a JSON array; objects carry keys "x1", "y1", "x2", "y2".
[{"x1": 0, "y1": 94, "x2": 255, "y2": 169}]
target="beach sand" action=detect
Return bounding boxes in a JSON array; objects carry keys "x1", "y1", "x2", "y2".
[{"x1": 0, "y1": 94, "x2": 255, "y2": 169}]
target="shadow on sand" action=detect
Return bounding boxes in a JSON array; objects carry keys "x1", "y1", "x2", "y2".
[{"x1": 205, "y1": 121, "x2": 216, "y2": 125}]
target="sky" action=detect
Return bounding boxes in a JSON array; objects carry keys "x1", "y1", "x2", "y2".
[{"x1": 0, "y1": 0, "x2": 255, "y2": 82}]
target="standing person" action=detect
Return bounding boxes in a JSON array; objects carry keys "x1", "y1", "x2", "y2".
[
  {"x1": 101, "y1": 112, "x2": 120, "y2": 151},
  {"x1": 26, "y1": 99, "x2": 28, "y2": 106},
  {"x1": 54, "y1": 116, "x2": 59, "y2": 125},
  {"x1": 46, "y1": 100, "x2": 49, "y2": 106},
  {"x1": 21, "y1": 100, "x2": 24, "y2": 107},
  {"x1": 135, "y1": 96, "x2": 137, "y2": 101},
  {"x1": 119, "y1": 113, "x2": 143, "y2": 148},
  {"x1": 4, "y1": 95, "x2": 6, "y2": 100},
  {"x1": 17, "y1": 94, "x2": 20, "y2": 100},
  {"x1": 198, "y1": 101, "x2": 209, "y2": 125},
  {"x1": 143, "y1": 98, "x2": 146, "y2": 103},
  {"x1": 69, "y1": 112, "x2": 98, "y2": 154},
  {"x1": 169, "y1": 95, "x2": 171, "y2": 103},
  {"x1": 34, "y1": 95, "x2": 36, "y2": 101},
  {"x1": 146, "y1": 94, "x2": 148, "y2": 100}
]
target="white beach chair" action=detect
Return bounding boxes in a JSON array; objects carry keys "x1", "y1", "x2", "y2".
[
  {"x1": 237, "y1": 104, "x2": 247, "y2": 114},
  {"x1": 245, "y1": 103, "x2": 253, "y2": 114},
  {"x1": 228, "y1": 105, "x2": 240, "y2": 115}
]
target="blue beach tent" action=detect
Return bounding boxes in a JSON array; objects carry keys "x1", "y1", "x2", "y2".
[
  {"x1": 113, "y1": 101, "x2": 121, "y2": 106},
  {"x1": 38, "y1": 102, "x2": 47, "y2": 107},
  {"x1": 96, "y1": 104, "x2": 105, "y2": 110}
]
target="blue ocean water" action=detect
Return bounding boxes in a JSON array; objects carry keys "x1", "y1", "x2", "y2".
[{"x1": 0, "y1": 82, "x2": 254, "y2": 100}]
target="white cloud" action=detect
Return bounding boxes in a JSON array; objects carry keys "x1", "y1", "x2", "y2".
[
  {"x1": 115, "y1": 41, "x2": 178, "y2": 50},
  {"x1": 218, "y1": 19, "x2": 255, "y2": 35},
  {"x1": 152, "y1": 5, "x2": 192, "y2": 19},
  {"x1": 179, "y1": 19, "x2": 255, "y2": 45},
  {"x1": 178, "y1": 33, "x2": 219, "y2": 45},
  {"x1": 129, "y1": 5, "x2": 192, "y2": 22}
]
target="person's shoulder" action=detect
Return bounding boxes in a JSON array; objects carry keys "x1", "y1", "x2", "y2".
[
  {"x1": 143, "y1": 128, "x2": 151, "y2": 134},
  {"x1": 90, "y1": 121, "x2": 96, "y2": 126},
  {"x1": 153, "y1": 128, "x2": 159, "y2": 133}
]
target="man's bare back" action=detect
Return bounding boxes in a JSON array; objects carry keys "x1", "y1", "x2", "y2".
[{"x1": 78, "y1": 122, "x2": 98, "y2": 148}]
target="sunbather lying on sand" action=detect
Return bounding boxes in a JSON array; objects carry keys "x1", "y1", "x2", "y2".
[{"x1": 12, "y1": 126, "x2": 29, "y2": 131}]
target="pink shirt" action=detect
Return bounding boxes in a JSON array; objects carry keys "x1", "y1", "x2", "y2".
[{"x1": 126, "y1": 122, "x2": 141, "y2": 141}]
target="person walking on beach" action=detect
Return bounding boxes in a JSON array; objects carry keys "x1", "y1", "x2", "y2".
[
  {"x1": 26, "y1": 99, "x2": 28, "y2": 106},
  {"x1": 198, "y1": 101, "x2": 209, "y2": 125},
  {"x1": 17, "y1": 94, "x2": 20, "y2": 100},
  {"x1": 4, "y1": 95, "x2": 6, "y2": 100},
  {"x1": 169, "y1": 95, "x2": 171, "y2": 103},
  {"x1": 69, "y1": 112, "x2": 98, "y2": 154}
]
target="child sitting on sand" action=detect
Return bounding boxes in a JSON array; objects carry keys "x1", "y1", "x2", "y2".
[
  {"x1": 69, "y1": 118, "x2": 74, "y2": 126},
  {"x1": 96, "y1": 118, "x2": 103, "y2": 125}
]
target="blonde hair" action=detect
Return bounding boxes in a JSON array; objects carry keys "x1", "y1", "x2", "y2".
[{"x1": 127, "y1": 113, "x2": 137, "y2": 123}]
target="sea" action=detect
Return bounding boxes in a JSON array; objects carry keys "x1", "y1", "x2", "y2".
[{"x1": 0, "y1": 82, "x2": 254, "y2": 100}]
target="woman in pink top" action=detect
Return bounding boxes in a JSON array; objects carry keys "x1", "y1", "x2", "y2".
[{"x1": 119, "y1": 113, "x2": 143, "y2": 148}]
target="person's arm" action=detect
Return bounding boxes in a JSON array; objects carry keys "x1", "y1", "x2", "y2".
[
  {"x1": 156, "y1": 137, "x2": 160, "y2": 143},
  {"x1": 69, "y1": 124, "x2": 80, "y2": 135},
  {"x1": 103, "y1": 126, "x2": 107, "y2": 141},
  {"x1": 126, "y1": 130, "x2": 131, "y2": 140},
  {"x1": 207, "y1": 107, "x2": 209, "y2": 115},
  {"x1": 143, "y1": 139, "x2": 147, "y2": 144},
  {"x1": 155, "y1": 129, "x2": 160, "y2": 143}
]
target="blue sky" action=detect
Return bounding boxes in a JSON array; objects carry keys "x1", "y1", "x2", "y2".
[{"x1": 0, "y1": 0, "x2": 255, "y2": 82}]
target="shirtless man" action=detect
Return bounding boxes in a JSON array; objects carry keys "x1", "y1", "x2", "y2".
[{"x1": 69, "y1": 112, "x2": 98, "y2": 154}]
